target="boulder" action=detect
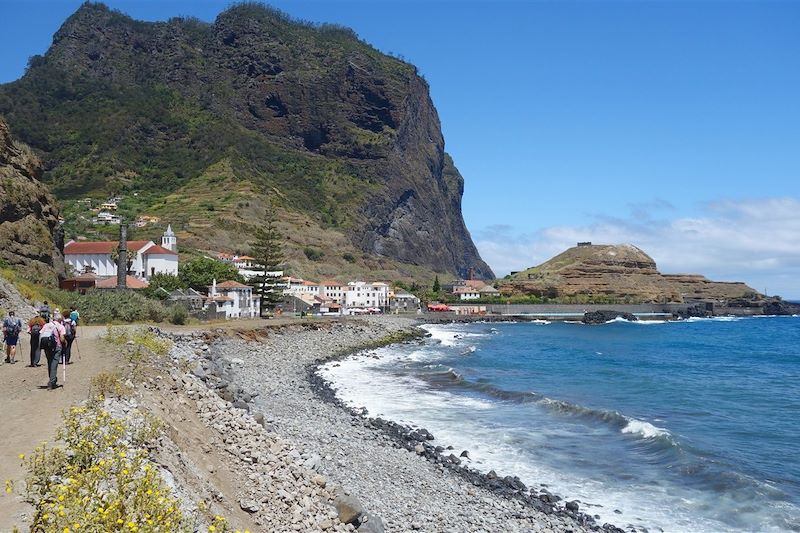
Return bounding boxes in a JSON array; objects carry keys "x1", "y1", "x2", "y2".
[
  {"x1": 566, "y1": 500, "x2": 580, "y2": 512},
  {"x1": 334, "y1": 494, "x2": 364, "y2": 525},
  {"x1": 582, "y1": 310, "x2": 638, "y2": 324},
  {"x1": 357, "y1": 514, "x2": 385, "y2": 533},
  {"x1": 239, "y1": 499, "x2": 260, "y2": 513}
]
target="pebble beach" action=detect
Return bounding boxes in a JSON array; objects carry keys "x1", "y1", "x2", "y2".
[{"x1": 164, "y1": 317, "x2": 626, "y2": 533}]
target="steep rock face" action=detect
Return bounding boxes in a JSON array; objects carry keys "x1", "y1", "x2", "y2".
[
  {"x1": 0, "y1": 3, "x2": 492, "y2": 279},
  {"x1": 502, "y1": 244, "x2": 758, "y2": 303},
  {"x1": 0, "y1": 119, "x2": 64, "y2": 283}
]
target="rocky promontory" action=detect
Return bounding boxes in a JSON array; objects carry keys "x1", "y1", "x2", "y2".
[
  {"x1": 0, "y1": 118, "x2": 64, "y2": 283},
  {"x1": 501, "y1": 243, "x2": 759, "y2": 304}
]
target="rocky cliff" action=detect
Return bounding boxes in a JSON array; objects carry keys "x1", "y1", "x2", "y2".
[
  {"x1": 0, "y1": 118, "x2": 64, "y2": 283},
  {"x1": 0, "y1": 3, "x2": 492, "y2": 280},
  {"x1": 501, "y1": 244, "x2": 759, "y2": 303}
]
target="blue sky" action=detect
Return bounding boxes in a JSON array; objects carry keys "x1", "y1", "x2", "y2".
[{"x1": 1, "y1": 1, "x2": 799, "y2": 297}]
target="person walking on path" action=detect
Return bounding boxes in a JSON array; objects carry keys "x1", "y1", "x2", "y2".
[
  {"x1": 38, "y1": 301, "x2": 51, "y2": 322},
  {"x1": 2, "y1": 310, "x2": 23, "y2": 365},
  {"x1": 61, "y1": 309, "x2": 77, "y2": 364},
  {"x1": 39, "y1": 314, "x2": 65, "y2": 389},
  {"x1": 69, "y1": 306, "x2": 80, "y2": 325},
  {"x1": 27, "y1": 314, "x2": 45, "y2": 367}
]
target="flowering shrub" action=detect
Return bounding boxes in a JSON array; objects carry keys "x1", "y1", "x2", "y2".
[{"x1": 23, "y1": 405, "x2": 201, "y2": 533}]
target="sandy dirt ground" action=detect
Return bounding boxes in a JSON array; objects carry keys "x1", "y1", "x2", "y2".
[{"x1": 0, "y1": 326, "x2": 121, "y2": 532}]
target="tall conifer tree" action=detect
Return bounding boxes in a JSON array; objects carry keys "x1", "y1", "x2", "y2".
[{"x1": 252, "y1": 202, "x2": 285, "y2": 316}]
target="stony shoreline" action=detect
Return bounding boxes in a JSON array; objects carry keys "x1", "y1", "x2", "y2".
[{"x1": 163, "y1": 317, "x2": 639, "y2": 532}]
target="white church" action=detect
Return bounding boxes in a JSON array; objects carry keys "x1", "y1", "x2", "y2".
[{"x1": 65, "y1": 225, "x2": 179, "y2": 280}]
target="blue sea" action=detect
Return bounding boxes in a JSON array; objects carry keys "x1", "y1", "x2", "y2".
[{"x1": 320, "y1": 316, "x2": 800, "y2": 532}]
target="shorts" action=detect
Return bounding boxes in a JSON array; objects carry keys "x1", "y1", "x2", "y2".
[{"x1": 4, "y1": 336, "x2": 19, "y2": 346}]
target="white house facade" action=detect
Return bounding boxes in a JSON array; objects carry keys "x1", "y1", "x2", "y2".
[
  {"x1": 142, "y1": 246, "x2": 179, "y2": 277},
  {"x1": 345, "y1": 281, "x2": 389, "y2": 309},
  {"x1": 206, "y1": 280, "x2": 260, "y2": 319},
  {"x1": 284, "y1": 277, "x2": 319, "y2": 297},
  {"x1": 318, "y1": 281, "x2": 347, "y2": 303}
]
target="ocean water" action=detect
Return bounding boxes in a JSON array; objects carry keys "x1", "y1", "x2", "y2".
[{"x1": 319, "y1": 316, "x2": 800, "y2": 532}]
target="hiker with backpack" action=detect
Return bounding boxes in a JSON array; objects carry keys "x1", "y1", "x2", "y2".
[
  {"x1": 39, "y1": 301, "x2": 51, "y2": 323},
  {"x1": 3, "y1": 310, "x2": 23, "y2": 365},
  {"x1": 61, "y1": 309, "x2": 77, "y2": 364},
  {"x1": 39, "y1": 314, "x2": 66, "y2": 390},
  {"x1": 27, "y1": 313, "x2": 46, "y2": 367}
]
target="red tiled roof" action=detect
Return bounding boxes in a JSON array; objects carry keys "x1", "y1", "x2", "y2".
[
  {"x1": 302, "y1": 280, "x2": 319, "y2": 286},
  {"x1": 143, "y1": 245, "x2": 177, "y2": 256},
  {"x1": 216, "y1": 280, "x2": 250, "y2": 289},
  {"x1": 95, "y1": 276, "x2": 150, "y2": 289},
  {"x1": 319, "y1": 280, "x2": 344, "y2": 287},
  {"x1": 65, "y1": 241, "x2": 152, "y2": 255}
]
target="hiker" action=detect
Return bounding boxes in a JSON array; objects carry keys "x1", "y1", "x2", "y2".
[
  {"x1": 2, "y1": 310, "x2": 23, "y2": 364},
  {"x1": 69, "y1": 306, "x2": 80, "y2": 326},
  {"x1": 39, "y1": 313, "x2": 66, "y2": 390},
  {"x1": 27, "y1": 313, "x2": 46, "y2": 367},
  {"x1": 39, "y1": 301, "x2": 51, "y2": 322},
  {"x1": 61, "y1": 309, "x2": 77, "y2": 364}
]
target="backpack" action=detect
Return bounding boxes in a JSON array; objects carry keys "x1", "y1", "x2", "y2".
[
  {"x1": 39, "y1": 333, "x2": 56, "y2": 351},
  {"x1": 39, "y1": 322, "x2": 58, "y2": 350},
  {"x1": 30, "y1": 323, "x2": 42, "y2": 336},
  {"x1": 3, "y1": 318, "x2": 21, "y2": 337},
  {"x1": 63, "y1": 320, "x2": 75, "y2": 340},
  {"x1": 39, "y1": 306, "x2": 50, "y2": 322}
]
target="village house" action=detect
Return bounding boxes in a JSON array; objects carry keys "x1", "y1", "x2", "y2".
[
  {"x1": 318, "y1": 280, "x2": 347, "y2": 304},
  {"x1": 345, "y1": 281, "x2": 389, "y2": 310},
  {"x1": 93, "y1": 211, "x2": 122, "y2": 225},
  {"x1": 389, "y1": 290, "x2": 421, "y2": 313},
  {"x1": 64, "y1": 226, "x2": 178, "y2": 280},
  {"x1": 450, "y1": 279, "x2": 501, "y2": 301},
  {"x1": 283, "y1": 277, "x2": 319, "y2": 297},
  {"x1": 205, "y1": 279, "x2": 260, "y2": 319},
  {"x1": 167, "y1": 288, "x2": 205, "y2": 310},
  {"x1": 453, "y1": 286, "x2": 481, "y2": 300}
]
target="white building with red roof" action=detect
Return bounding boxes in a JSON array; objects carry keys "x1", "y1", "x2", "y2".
[
  {"x1": 344, "y1": 281, "x2": 389, "y2": 310},
  {"x1": 318, "y1": 280, "x2": 347, "y2": 303},
  {"x1": 206, "y1": 279, "x2": 260, "y2": 319},
  {"x1": 64, "y1": 226, "x2": 178, "y2": 280}
]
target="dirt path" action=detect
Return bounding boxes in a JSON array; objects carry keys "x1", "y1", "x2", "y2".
[{"x1": 0, "y1": 326, "x2": 121, "y2": 532}]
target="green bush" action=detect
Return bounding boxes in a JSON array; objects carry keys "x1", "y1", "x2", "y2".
[
  {"x1": 341, "y1": 252, "x2": 356, "y2": 263},
  {"x1": 169, "y1": 305, "x2": 188, "y2": 325},
  {"x1": 67, "y1": 290, "x2": 168, "y2": 324},
  {"x1": 304, "y1": 247, "x2": 324, "y2": 261}
]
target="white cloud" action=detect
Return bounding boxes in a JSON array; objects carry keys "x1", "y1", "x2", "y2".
[{"x1": 475, "y1": 197, "x2": 800, "y2": 299}]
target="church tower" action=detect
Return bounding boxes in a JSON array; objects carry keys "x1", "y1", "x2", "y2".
[{"x1": 161, "y1": 224, "x2": 177, "y2": 252}]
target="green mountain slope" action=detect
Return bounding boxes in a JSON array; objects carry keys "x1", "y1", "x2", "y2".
[{"x1": 0, "y1": 2, "x2": 493, "y2": 281}]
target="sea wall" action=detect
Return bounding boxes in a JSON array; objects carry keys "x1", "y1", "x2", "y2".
[{"x1": 477, "y1": 303, "x2": 699, "y2": 316}]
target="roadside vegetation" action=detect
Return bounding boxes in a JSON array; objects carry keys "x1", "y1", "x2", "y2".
[{"x1": 0, "y1": 266, "x2": 188, "y2": 325}]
